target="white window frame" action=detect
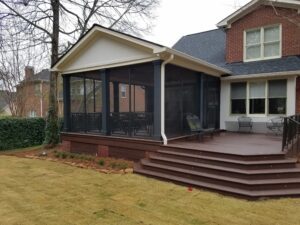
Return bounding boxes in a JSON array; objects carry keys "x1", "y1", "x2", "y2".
[
  {"x1": 230, "y1": 79, "x2": 287, "y2": 116},
  {"x1": 243, "y1": 24, "x2": 282, "y2": 62},
  {"x1": 121, "y1": 84, "x2": 127, "y2": 98}
]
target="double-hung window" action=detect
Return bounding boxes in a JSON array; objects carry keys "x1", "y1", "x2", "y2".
[
  {"x1": 268, "y1": 79, "x2": 287, "y2": 114},
  {"x1": 230, "y1": 79, "x2": 286, "y2": 115},
  {"x1": 245, "y1": 25, "x2": 281, "y2": 61},
  {"x1": 249, "y1": 81, "x2": 266, "y2": 114},
  {"x1": 231, "y1": 82, "x2": 246, "y2": 114}
]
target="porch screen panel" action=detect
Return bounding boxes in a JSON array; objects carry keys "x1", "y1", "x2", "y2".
[
  {"x1": 109, "y1": 62, "x2": 154, "y2": 137},
  {"x1": 202, "y1": 75, "x2": 220, "y2": 129},
  {"x1": 70, "y1": 76, "x2": 85, "y2": 131},
  {"x1": 69, "y1": 71, "x2": 102, "y2": 132},
  {"x1": 165, "y1": 65, "x2": 200, "y2": 138}
]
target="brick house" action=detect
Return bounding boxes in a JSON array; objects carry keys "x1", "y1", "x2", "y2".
[
  {"x1": 48, "y1": 0, "x2": 300, "y2": 198},
  {"x1": 17, "y1": 66, "x2": 50, "y2": 117},
  {"x1": 174, "y1": 0, "x2": 300, "y2": 133}
]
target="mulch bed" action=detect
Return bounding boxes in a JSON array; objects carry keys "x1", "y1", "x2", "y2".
[{"x1": 4, "y1": 146, "x2": 134, "y2": 174}]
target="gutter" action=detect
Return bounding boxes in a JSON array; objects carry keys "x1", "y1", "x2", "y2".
[
  {"x1": 221, "y1": 70, "x2": 300, "y2": 80},
  {"x1": 161, "y1": 54, "x2": 174, "y2": 145}
]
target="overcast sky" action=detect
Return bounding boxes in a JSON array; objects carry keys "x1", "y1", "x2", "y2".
[{"x1": 144, "y1": 0, "x2": 251, "y2": 47}]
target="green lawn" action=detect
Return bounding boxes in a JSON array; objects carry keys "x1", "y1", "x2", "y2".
[{"x1": 1, "y1": 156, "x2": 300, "y2": 225}]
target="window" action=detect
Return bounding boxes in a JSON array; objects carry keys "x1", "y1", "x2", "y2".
[
  {"x1": 245, "y1": 25, "x2": 281, "y2": 61},
  {"x1": 230, "y1": 80, "x2": 287, "y2": 115},
  {"x1": 121, "y1": 84, "x2": 126, "y2": 98},
  {"x1": 28, "y1": 110, "x2": 36, "y2": 118},
  {"x1": 231, "y1": 82, "x2": 246, "y2": 114},
  {"x1": 249, "y1": 81, "x2": 266, "y2": 114},
  {"x1": 34, "y1": 83, "x2": 40, "y2": 96},
  {"x1": 268, "y1": 80, "x2": 287, "y2": 114}
]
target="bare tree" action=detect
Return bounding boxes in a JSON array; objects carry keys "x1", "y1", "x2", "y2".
[
  {"x1": 0, "y1": 17, "x2": 46, "y2": 116},
  {"x1": 0, "y1": 0, "x2": 159, "y2": 147}
]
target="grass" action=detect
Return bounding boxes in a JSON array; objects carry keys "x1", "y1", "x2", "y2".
[
  {"x1": 0, "y1": 145, "x2": 42, "y2": 155},
  {"x1": 1, "y1": 156, "x2": 300, "y2": 225}
]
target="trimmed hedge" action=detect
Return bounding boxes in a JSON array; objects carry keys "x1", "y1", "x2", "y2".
[{"x1": 0, "y1": 117, "x2": 46, "y2": 150}]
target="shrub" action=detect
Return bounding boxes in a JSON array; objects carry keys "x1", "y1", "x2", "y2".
[
  {"x1": 0, "y1": 117, "x2": 46, "y2": 151},
  {"x1": 61, "y1": 152, "x2": 68, "y2": 159},
  {"x1": 98, "y1": 159, "x2": 105, "y2": 166}
]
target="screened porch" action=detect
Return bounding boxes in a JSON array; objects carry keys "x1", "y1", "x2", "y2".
[{"x1": 62, "y1": 61, "x2": 221, "y2": 140}]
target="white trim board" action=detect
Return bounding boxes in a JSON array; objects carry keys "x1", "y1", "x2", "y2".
[{"x1": 221, "y1": 70, "x2": 300, "y2": 81}]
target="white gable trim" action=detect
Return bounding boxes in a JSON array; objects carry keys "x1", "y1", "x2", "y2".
[
  {"x1": 52, "y1": 25, "x2": 230, "y2": 76},
  {"x1": 217, "y1": 0, "x2": 300, "y2": 28}
]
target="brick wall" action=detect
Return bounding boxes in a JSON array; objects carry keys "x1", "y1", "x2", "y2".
[
  {"x1": 18, "y1": 81, "x2": 50, "y2": 117},
  {"x1": 226, "y1": 6, "x2": 300, "y2": 63}
]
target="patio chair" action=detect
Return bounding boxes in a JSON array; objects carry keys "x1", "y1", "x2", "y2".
[
  {"x1": 266, "y1": 117, "x2": 284, "y2": 135},
  {"x1": 238, "y1": 116, "x2": 253, "y2": 132},
  {"x1": 186, "y1": 114, "x2": 215, "y2": 141}
]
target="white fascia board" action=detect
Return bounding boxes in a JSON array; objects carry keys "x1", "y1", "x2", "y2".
[
  {"x1": 217, "y1": 0, "x2": 260, "y2": 28},
  {"x1": 221, "y1": 70, "x2": 300, "y2": 81},
  {"x1": 217, "y1": 0, "x2": 300, "y2": 28},
  {"x1": 157, "y1": 48, "x2": 231, "y2": 75}
]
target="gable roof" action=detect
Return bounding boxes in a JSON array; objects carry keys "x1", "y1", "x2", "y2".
[
  {"x1": 217, "y1": 0, "x2": 300, "y2": 28},
  {"x1": 173, "y1": 29, "x2": 226, "y2": 66},
  {"x1": 51, "y1": 24, "x2": 230, "y2": 76}
]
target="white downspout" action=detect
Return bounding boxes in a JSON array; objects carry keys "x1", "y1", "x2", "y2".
[{"x1": 161, "y1": 54, "x2": 174, "y2": 145}]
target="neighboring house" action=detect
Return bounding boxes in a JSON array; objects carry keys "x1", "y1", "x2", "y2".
[
  {"x1": 0, "y1": 90, "x2": 12, "y2": 115},
  {"x1": 17, "y1": 67, "x2": 50, "y2": 118},
  {"x1": 173, "y1": 0, "x2": 300, "y2": 132}
]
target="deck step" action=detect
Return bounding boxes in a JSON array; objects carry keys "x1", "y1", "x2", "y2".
[
  {"x1": 155, "y1": 150, "x2": 296, "y2": 170},
  {"x1": 161, "y1": 145, "x2": 286, "y2": 161},
  {"x1": 134, "y1": 165, "x2": 300, "y2": 199},
  {"x1": 140, "y1": 159, "x2": 300, "y2": 190},
  {"x1": 148, "y1": 155, "x2": 300, "y2": 179}
]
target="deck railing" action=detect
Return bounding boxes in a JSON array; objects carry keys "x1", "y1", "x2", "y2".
[
  {"x1": 282, "y1": 115, "x2": 300, "y2": 157},
  {"x1": 70, "y1": 112, "x2": 102, "y2": 132}
]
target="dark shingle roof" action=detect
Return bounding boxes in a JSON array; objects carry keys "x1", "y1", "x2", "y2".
[
  {"x1": 224, "y1": 56, "x2": 300, "y2": 75},
  {"x1": 173, "y1": 29, "x2": 226, "y2": 66},
  {"x1": 173, "y1": 29, "x2": 300, "y2": 75},
  {"x1": 31, "y1": 69, "x2": 50, "y2": 81}
]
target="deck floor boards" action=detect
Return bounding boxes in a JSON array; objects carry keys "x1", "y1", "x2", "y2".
[{"x1": 168, "y1": 132, "x2": 282, "y2": 155}]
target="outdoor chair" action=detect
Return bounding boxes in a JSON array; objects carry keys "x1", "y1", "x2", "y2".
[
  {"x1": 238, "y1": 116, "x2": 253, "y2": 132},
  {"x1": 266, "y1": 117, "x2": 284, "y2": 135},
  {"x1": 186, "y1": 114, "x2": 215, "y2": 141}
]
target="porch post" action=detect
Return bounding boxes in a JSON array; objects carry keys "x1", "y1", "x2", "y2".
[
  {"x1": 153, "y1": 60, "x2": 162, "y2": 140},
  {"x1": 199, "y1": 74, "x2": 204, "y2": 127},
  {"x1": 113, "y1": 81, "x2": 119, "y2": 113},
  {"x1": 101, "y1": 69, "x2": 110, "y2": 135},
  {"x1": 62, "y1": 75, "x2": 71, "y2": 131}
]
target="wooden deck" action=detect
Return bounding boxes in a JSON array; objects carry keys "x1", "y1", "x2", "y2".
[
  {"x1": 168, "y1": 132, "x2": 282, "y2": 156},
  {"x1": 134, "y1": 132, "x2": 300, "y2": 199}
]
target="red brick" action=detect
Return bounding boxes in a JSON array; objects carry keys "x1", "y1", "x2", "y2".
[
  {"x1": 97, "y1": 145, "x2": 109, "y2": 157},
  {"x1": 226, "y1": 6, "x2": 300, "y2": 63}
]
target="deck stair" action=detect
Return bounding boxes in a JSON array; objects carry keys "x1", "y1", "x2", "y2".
[{"x1": 134, "y1": 144, "x2": 300, "y2": 199}]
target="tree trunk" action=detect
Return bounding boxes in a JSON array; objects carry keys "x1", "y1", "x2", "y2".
[{"x1": 44, "y1": 0, "x2": 60, "y2": 148}]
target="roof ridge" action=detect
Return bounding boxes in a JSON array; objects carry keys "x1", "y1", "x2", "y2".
[{"x1": 183, "y1": 28, "x2": 222, "y2": 37}]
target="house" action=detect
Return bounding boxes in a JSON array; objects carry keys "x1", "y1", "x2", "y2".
[
  {"x1": 53, "y1": 0, "x2": 300, "y2": 198},
  {"x1": 174, "y1": 0, "x2": 300, "y2": 133},
  {"x1": 16, "y1": 67, "x2": 50, "y2": 117},
  {"x1": 16, "y1": 67, "x2": 65, "y2": 118}
]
